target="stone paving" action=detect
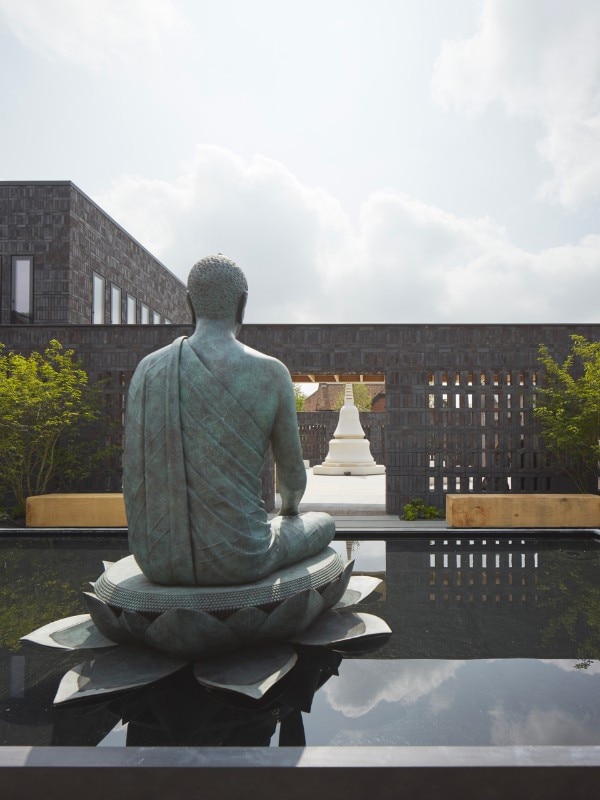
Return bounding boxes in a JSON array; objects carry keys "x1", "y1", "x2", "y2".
[
  {"x1": 275, "y1": 469, "x2": 448, "y2": 533},
  {"x1": 299, "y1": 469, "x2": 386, "y2": 513}
]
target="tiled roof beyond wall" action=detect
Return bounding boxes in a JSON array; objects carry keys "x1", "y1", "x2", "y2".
[{"x1": 303, "y1": 383, "x2": 385, "y2": 411}]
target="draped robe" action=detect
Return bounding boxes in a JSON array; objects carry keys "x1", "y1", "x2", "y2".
[{"x1": 123, "y1": 337, "x2": 333, "y2": 586}]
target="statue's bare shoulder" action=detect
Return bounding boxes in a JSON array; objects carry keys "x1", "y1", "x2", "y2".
[
  {"x1": 223, "y1": 343, "x2": 294, "y2": 429},
  {"x1": 239, "y1": 343, "x2": 292, "y2": 387}
]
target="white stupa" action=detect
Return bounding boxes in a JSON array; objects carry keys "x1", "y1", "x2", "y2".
[{"x1": 313, "y1": 384, "x2": 385, "y2": 475}]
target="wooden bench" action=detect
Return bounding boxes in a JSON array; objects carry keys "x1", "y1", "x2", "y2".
[
  {"x1": 26, "y1": 493, "x2": 127, "y2": 528},
  {"x1": 446, "y1": 493, "x2": 600, "y2": 528}
]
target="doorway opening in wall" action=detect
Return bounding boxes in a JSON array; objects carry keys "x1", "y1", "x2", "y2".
[{"x1": 288, "y1": 373, "x2": 387, "y2": 515}]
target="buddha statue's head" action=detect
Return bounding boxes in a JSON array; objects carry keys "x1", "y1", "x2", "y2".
[{"x1": 187, "y1": 254, "x2": 248, "y2": 325}]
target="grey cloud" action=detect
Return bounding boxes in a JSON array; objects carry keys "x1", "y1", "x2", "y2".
[
  {"x1": 490, "y1": 706, "x2": 599, "y2": 746},
  {"x1": 432, "y1": 0, "x2": 600, "y2": 210}
]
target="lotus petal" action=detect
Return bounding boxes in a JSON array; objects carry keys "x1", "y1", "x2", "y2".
[
  {"x1": 291, "y1": 611, "x2": 391, "y2": 647},
  {"x1": 145, "y1": 608, "x2": 240, "y2": 658},
  {"x1": 54, "y1": 645, "x2": 185, "y2": 704},
  {"x1": 101, "y1": 561, "x2": 114, "y2": 572},
  {"x1": 119, "y1": 609, "x2": 152, "y2": 640},
  {"x1": 20, "y1": 614, "x2": 118, "y2": 651},
  {"x1": 193, "y1": 644, "x2": 297, "y2": 699},
  {"x1": 333, "y1": 575, "x2": 382, "y2": 609},
  {"x1": 224, "y1": 606, "x2": 269, "y2": 638},
  {"x1": 320, "y1": 560, "x2": 355, "y2": 608},
  {"x1": 82, "y1": 592, "x2": 134, "y2": 645},
  {"x1": 257, "y1": 589, "x2": 324, "y2": 641}
]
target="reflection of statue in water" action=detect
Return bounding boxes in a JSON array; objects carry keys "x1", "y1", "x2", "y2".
[
  {"x1": 121, "y1": 647, "x2": 343, "y2": 747},
  {"x1": 123, "y1": 254, "x2": 335, "y2": 586}
]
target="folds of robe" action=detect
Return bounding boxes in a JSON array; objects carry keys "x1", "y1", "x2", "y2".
[{"x1": 123, "y1": 337, "x2": 334, "y2": 586}]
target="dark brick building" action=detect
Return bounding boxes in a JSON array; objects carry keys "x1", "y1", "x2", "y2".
[{"x1": 0, "y1": 181, "x2": 190, "y2": 326}]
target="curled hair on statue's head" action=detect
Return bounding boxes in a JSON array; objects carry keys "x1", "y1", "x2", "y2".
[{"x1": 187, "y1": 254, "x2": 248, "y2": 321}]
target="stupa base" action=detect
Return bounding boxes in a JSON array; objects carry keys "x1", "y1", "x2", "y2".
[{"x1": 313, "y1": 464, "x2": 386, "y2": 475}]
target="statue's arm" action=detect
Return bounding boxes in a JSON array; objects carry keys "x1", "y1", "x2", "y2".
[{"x1": 270, "y1": 367, "x2": 307, "y2": 516}]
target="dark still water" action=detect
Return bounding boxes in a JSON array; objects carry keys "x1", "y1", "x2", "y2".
[{"x1": 1, "y1": 533, "x2": 599, "y2": 747}]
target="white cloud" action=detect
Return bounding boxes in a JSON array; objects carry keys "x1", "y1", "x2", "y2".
[
  {"x1": 322, "y1": 659, "x2": 465, "y2": 719},
  {"x1": 97, "y1": 144, "x2": 600, "y2": 324},
  {"x1": 0, "y1": 0, "x2": 183, "y2": 72},
  {"x1": 98, "y1": 145, "x2": 353, "y2": 324},
  {"x1": 432, "y1": 0, "x2": 600, "y2": 210}
]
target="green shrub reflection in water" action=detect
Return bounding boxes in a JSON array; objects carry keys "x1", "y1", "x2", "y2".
[{"x1": 0, "y1": 537, "x2": 128, "y2": 651}]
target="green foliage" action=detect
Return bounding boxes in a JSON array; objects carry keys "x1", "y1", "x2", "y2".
[
  {"x1": 401, "y1": 497, "x2": 443, "y2": 521},
  {"x1": 294, "y1": 383, "x2": 306, "y2": 411},
  {"x1": 0, "y1": 540, "x2": 127, "y2": 652},
  {"x1": 534, "y1": 335, "x2": 600, "y2": 493},
  {"x1": 333, "y1": 383, "x2": 373, "y2": 412},
  {"x1": 0, "y1": 339, "x2": 112, "y2": 517}
]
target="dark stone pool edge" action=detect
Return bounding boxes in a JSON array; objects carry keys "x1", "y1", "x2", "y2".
[{"x1": 0, "y1": 745, "x2": 599, "y2": 799}]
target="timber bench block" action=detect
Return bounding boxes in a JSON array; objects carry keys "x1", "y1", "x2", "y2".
[
  {"x1": 26, "y1": 493, "x2": 127, "y2": 528},
  {"x1": 446, "y1": 493, "x2": 600, "y2": 528}
]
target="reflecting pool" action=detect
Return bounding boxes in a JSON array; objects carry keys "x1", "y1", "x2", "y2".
[{"x1": 1, "y1": 533, "x2": 599, "y2": 747}]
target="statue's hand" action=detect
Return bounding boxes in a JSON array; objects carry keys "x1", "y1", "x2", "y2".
[{"x1": 277, "y1": 505, "x2": 300, "y2": 517}]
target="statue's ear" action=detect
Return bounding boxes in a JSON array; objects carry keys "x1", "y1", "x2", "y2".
[
  {"x1": 187, "y1": 292, "x2": 196, "y2": 326},
  {"x1": 236, "y1": 292, "x2": 248, "y2": 326}
]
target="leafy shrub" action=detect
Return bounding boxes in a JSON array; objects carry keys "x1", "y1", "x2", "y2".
[
  {"x1": 0, "y1": 339, "x2": 114, "y2": 517},
  {"x1": 535, "y1": 335, "x2": 600, "y2": 492},
  {"x1": 401, "y1": 497, "x2": 443, "y2": 521}
]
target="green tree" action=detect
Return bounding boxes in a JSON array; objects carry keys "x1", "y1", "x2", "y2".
[
  {"x1": 294, "y1": 384, "x2": 306, "y2": 411},
  {"x1": 333, "y1": 383, "x2": 373, "y2": 412},
  {"x1": 0, "y1": 339, "x2": 111, "y2": 517},
  {"x1": 535, "y1": 335, "x2": 600, "y2": 492}
]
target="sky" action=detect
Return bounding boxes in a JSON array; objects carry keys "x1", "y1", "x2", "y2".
[{"x1": 1, "y1": 0, "x2": 600, "y2": 324}]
